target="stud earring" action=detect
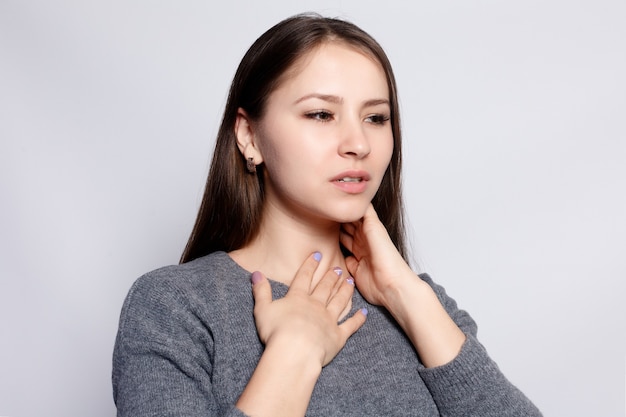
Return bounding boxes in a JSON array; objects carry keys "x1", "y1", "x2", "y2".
[{"x1": 246, "y1": 157, "x2": 256, "y2": 173}]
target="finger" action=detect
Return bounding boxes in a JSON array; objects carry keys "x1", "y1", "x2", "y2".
[
  {"x1": 362, "y1": 203, "x2": 379, "y2": 221},
  {"x1": 288, "y1": 251, "x2": 322, "y2": 293},
  {"x1": 361, "y1": 205, "x2": 386, "y2": 235},
  {"x1": 338, "y1": 307, "x2": 368, "y2": 340},
  {"x1": 344, "y1": 255, "x2": 359, "y2": 277},
  {"x1": 250, "y1": 271, "x2": 272, "y2": 309},
  {"x1": 329, "y1": 267, "x2": 346, "y2": 298},
  {"x1": 326, "y1": 276, "x2": 355, "y2": 317},
  {"x1": 341, "y1": 222, "x2": 357, "y2": 237},
  {"x1": 339, "y1": 229, "x2": 354, "y2": 253},
  {"x1": 311, "y1": 266, "x2": 343, "y2": 303}
]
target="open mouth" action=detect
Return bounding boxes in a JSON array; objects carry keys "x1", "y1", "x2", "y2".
[{"x1": 336, "y1": 177, "x2": 363, "y2": 183}]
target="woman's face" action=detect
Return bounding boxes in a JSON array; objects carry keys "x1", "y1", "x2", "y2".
[{"x1": 254, "y1": 42, "x2": 394, "y2": 225}]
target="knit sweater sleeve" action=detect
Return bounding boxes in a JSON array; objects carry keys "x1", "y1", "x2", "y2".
[
  {"x1": 416, "y1": 273, "x2": 542, "y2": 417},
  {"x1": 112, "y1": 271, "x2": 248, "y2": 417}
]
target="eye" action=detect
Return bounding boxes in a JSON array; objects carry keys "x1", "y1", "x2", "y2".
[
  {"x1": 305, "y1": 110, "x2": 334, "y2": 122},
  {"x1": 365, "y1": 114, "x2": 390, "y2": 125}
]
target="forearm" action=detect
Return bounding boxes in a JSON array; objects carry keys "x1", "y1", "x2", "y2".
[
  {"x1": 382, "y1": 274, "x2": 466, "y2": 368},
  {"x1": 401, "y1": 273, "x2": 542, "y2": 416},
  {"x1": 236, "y1": 337, "x2": 321, "y2": 417}
]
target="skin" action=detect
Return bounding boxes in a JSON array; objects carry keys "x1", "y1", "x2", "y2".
[
  {"x1": 231, "y1": 42, "x2": 466, "y2": 417},
  {"x1": 232, "y1": 42, "x2": 393, "y2": 288}
]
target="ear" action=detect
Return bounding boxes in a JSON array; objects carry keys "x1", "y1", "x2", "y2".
[{"x1": 235, "y1": 108, "x2": 264, "y2": 164}]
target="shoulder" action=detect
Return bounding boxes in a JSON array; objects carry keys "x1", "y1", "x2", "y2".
[
  {"x1": 117, "y1": 252, "x2": 252, "y2": 338},
  {"x1": 128, "y1": 251, "x2": 247, "y2": 300}
]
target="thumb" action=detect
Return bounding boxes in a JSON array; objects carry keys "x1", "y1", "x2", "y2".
[
  {"x1": 250, "y1": 271, "x2": 272, "y2": 308},
  {"x1": 344, "y1": 256, "x2": 359, "y2": 277}
]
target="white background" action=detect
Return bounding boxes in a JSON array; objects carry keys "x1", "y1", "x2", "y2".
[{"x1": 1, "y1": 1, "x2": 624, "y2": 416}]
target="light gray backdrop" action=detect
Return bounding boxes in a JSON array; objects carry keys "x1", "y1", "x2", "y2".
[{"x1": 1, "y1": 1, "x2": 624, "y2": 416}]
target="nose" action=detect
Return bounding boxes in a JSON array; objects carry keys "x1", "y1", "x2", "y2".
[{"x1": 338, "y1": 119, "x2": 371, "y2": 159}]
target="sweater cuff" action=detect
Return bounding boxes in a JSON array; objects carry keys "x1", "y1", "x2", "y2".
[
  {"x1": 417, "y1": 333, "x2": 500, "y2": 399},
  {"x1": 417, "y1": 334, "x2": 543, "y2": 416}
]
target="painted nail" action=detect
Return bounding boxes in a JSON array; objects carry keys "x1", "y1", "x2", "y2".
[
  {"x1": 333, "y1": 267, "x2": 342, "y2": 276},
  {"x1": 360, "y1": 307, "x2": 369, "y2": 316},
  {"x1": 313, "y1": 252, "x2": 322, "y2": 262},
  {"x1": 346, "y1": 277, "x2": 354, "y2": 285},
  {"x1": 250, "y1": 271, "x2": 262, "y2": 285}
]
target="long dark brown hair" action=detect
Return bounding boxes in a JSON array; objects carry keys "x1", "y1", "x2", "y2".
[{"x1": 180, "y1": 13, "x2": 406, "y2": 263}]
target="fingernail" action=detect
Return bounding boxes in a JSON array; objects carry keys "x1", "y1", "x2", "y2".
[
  {"x1": 360, "y1": 307, "x2": 368, "y2": 316},
  {"x1": 333, "y1": 267, "x2": 342, "y2": 276},
  {"x1": 346, "y1": 277, "x2": 354, "y2": 285},
  {"x1": 251, "y1": 271, "x2": 262, "y2": 285},
  {"x1": 313, "y1": 251, "x2": 322, "y2": 262}
]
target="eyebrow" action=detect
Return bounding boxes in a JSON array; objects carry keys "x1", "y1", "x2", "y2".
[
  {"x1": 294, "y1": 93, "x2": 390, "y2": 108},
  {"x1": 294, "y1": 93, "x2": 343, "y2": 104},
  {"x1": 362, "y1": 98, "x2": 391, "y2": 107}
]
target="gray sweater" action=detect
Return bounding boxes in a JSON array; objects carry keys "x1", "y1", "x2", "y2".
[{"x1": 112, "y1": 251, "x2": 542, "y2": 416}]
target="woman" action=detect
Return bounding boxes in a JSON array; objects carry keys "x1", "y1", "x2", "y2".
[{"x1": 113, "y1": 13, "x2": 542, "y2": 416}]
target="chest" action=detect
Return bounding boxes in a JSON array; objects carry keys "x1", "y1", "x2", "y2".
[{"x1": 207, "y1": 298, "x2": 440, "y2": 416}]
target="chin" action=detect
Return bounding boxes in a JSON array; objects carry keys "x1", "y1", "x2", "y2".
[{"x1": 328, "y1": 203, "x2": 369, "y2": 224}]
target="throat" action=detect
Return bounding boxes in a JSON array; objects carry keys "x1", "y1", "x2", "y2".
[{"x1": 229, "y1": 238, "x2": 349, "y2": 288}]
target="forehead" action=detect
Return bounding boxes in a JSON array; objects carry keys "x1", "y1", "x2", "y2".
[{"x1": 273, "y1": 41, "x2": 389, "y2": 99}]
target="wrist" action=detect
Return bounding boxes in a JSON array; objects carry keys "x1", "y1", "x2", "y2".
[
  {"x1": 380, "y1": 270, "x2": 429, "y2": 312},
  {"x1": 382, "y1": 275, "x2": 465, "y2": 368},
  {"x1": 265, "y1": 333, "x2": 324, "y2": 376},
  {"x1": 237, "y1": 336, "x2": 322, "y2": 416}
]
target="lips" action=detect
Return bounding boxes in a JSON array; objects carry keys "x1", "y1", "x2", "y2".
[
  {"x1": 331, "y1": 170, "x2": 370, "y2": 194},
  {"x1": 331, "y1": 170, "x2": 370, "y2": 183}
]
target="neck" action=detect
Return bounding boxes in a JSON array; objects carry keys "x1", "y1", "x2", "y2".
[{"x1": 229, "y1": 206, "x2": 349, "y2": 287}]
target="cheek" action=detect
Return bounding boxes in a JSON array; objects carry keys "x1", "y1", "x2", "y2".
[
  {"x1": 376, "y1": 135, "x2": 395, "y2": 171},
  {"x1": 255, "y1": 121, "x2": 286, "y2": 168},
  {"x1": 256, "y1": 118, "x2": 324, "y2": 171},
  {"x1": 255, "y1": 125, "x2": 304, "y2": 184}
]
